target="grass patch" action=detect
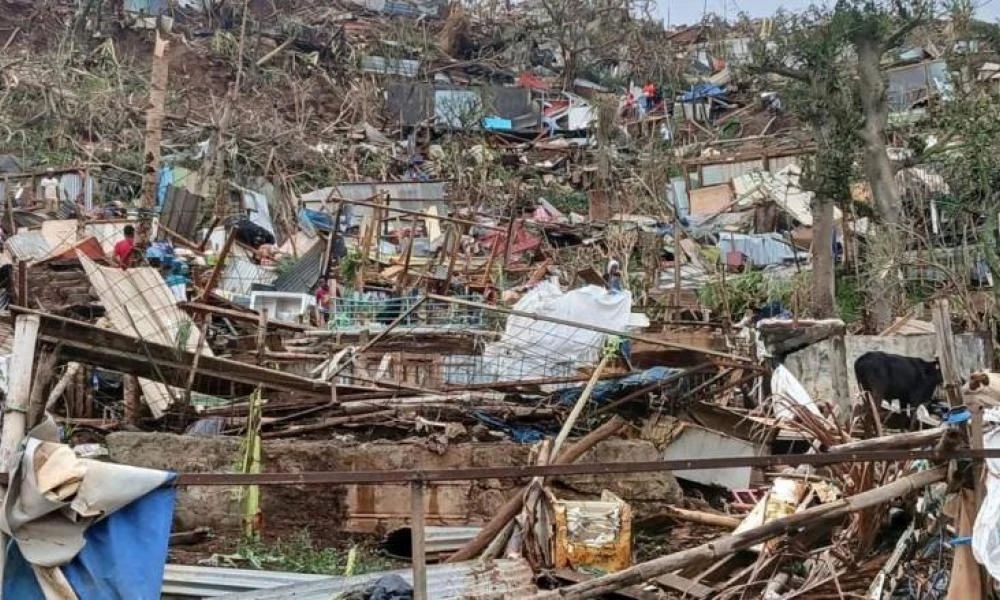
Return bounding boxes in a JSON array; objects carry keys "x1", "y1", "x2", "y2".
[{"x1": 221, "y1": 530, "x2": 398, "y2": 576}]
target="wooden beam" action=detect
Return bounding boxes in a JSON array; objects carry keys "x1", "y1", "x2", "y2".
[
  {"x1": 140, "y1": 32, "x2": 170, "y2": 208},
  {"x1": 0, "y1": 314, "x2": 40, "y2": 587},
  {"x1": 198, "y1": 227, "x2": 237, "y2": 302},
  {"x1": 10, "y1": 306, "x2": 372, "y2": 398},
  {"x1": 332, "y1": 196, "x2": 505, "y2": 231}
]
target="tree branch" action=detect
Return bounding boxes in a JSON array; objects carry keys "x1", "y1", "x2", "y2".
[{"x1": 750, "y1": 61, "x2": 811, "y2": 83}]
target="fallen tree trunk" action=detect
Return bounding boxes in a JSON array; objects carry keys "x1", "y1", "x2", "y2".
[
  {"x1": 528, "y1": 466, "x2": 946, "y2": 599},
  {"x1": 446, "y1": 416, "x2": 628, "y2": 563}
]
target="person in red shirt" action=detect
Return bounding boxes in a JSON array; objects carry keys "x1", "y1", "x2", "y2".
[
  {"x1": 113, "y1": 225, "x2": 136, "y2": 269},
  {"x1": 642, "y1": 82, "x2": 657, "y2": 112}
]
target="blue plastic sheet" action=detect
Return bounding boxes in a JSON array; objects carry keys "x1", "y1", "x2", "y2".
[
  {"x1": 473, "y1": 412, "x2": 545, "y2": 443},
  {"x1": 4, "y1": 479, "x2": 177, "y2": 600},
  {"x1": 554, "y1": 366, "x2": 682, "y2": 406},
  {"x1": 483, "y1": 116, "x2": 513, "y2": 131},
  {"x1": 299, "y1": 208, "x2": 336, "y2": 233},
  {"x1": 678, "y1": 84, "x2": 726, "y2": 103}
]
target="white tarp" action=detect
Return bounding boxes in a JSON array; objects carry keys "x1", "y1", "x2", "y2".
[
  {"x1": 770, "y1": 364, "x2": 823, "y2": 419},
  {"x1": 973, "y1": 408, "x2": 1000, "y2": 578},
  {"x1": 481, "y1": 280, "x2": 631, "y2": 383}
]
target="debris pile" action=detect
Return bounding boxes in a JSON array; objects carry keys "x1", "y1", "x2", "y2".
[{"x1": 0, "y1": 1, "x2": 996, "y2": 599}]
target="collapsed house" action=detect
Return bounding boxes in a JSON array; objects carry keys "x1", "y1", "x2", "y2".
[{"x1": 0, "y1": 1, "x2": 996, "y2": 599}]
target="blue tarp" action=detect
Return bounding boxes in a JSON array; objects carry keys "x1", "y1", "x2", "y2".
[
  {"x1": 473, "y1": 412, "x2": 545, "y2": 443},
  {"x1": 554, "y1": 366, "x2": 683, "y2": 406},
  {"x1": 4, "y1": 479, "x2": 177, "y2": 600},
  {"x1": 678, "y1": 84, "x2": 726, "y2": 103},
  {"x1": 482, "y1": 116, "x2": 513, "y2": 131},
  {"x1": 299, "y1": 208, "x2": 336, "y2": 233},
  {"x1": 156, "y1": 165, "x2": 172, "y2": 211}
]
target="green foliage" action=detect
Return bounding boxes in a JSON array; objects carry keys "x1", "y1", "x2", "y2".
[
  {"x1": 339, "y1": 248, "x2": 363, "y2": 284},
  {"x1": 174, "y1": 320, "x2": 192, "y2": 353},
  {"x1": 696, "y1": 270, "x2": 799, "y2": 320},
  {"x1": 546, "y1": 188, "x2": 589, "y2": 214},
  {"x1": 229, "y1": 531, "x2": 396, "y2": 576},
  {"x1": 834, "y1": 275, "x2": 864, "y2": 324}
]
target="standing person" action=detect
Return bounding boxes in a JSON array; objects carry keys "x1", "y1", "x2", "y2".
[
  {"x1": 39, "y1": 168, "x2": 61, "y2": 215},
  {"x1": 643, "y1": 81, "x2": 657, "y2": 112},
  {"x1": 113, "y1": 225, "x2": 136, "y2": 269}
]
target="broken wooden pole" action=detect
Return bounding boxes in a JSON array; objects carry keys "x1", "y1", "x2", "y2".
[
  {"x1": 256, "y1": 308, "x2": 269, "y2": 366},
  {"x1": 123, "y1": 375, "x2": 140, "y2": 426},
  {"x1": 527, "y1": 466, "x2": 946, "y2": 599},
  {"x1": 552, "y1": 354, "x2": 611, "y2": 457},
  {"x1": 0, "y1": 313, "x2": 40, "y2": 589},
  {"x1": 446, "y1": 416, "x2": 628, "y2": 563},
  {"x1": 411, "y1": 480, "x2": 427, "y2": 600},
  {"x1": 933, "y1": 299, "x2": 962, "y2": 407},
  {"x1": 140, "y1": 31, "x2": 170, "y2": 208},
  {"x1": 44, "y1": 361, "x2": 82, "y2": 412},
  {"x1": 662, "y1": 506, "x2": 741, "y2": 529},
  {"x1": 0, "y1": 314, "x2": 40, "y2": 471},
  {"x1": 198, "y1": 227, "x2": 237, "y2": 302}
]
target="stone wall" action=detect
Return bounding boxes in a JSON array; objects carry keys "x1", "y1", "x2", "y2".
[
  {"x1": 783, "y1": 332, "x2": 988, "y2": 407},
  {"x1": 106, "y1": 433, "x2": 682, "y2": 536}
]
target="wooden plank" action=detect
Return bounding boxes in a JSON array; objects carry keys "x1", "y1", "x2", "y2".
[
  {"x1": 10, "y1": 306, "x2": 372, "y2": 398},
  {"x1": 140, "y1": 32, "x2": 170, "y2": 208},
  {"x1": 932, "y1": 300, "x2": 962, "y2": 406}
]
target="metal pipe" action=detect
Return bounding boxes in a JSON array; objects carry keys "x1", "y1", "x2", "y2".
[{"x1": 132, "y1": 445, "x2": 986, "y2": 488}]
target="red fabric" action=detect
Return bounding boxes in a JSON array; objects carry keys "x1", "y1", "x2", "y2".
[{"x1": 113, "y1": 238, "x2": 135, "y2": 268}]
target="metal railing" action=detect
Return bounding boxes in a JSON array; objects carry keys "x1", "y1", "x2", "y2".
[{"x1": 326, "y1": 293, "x2": 487, "y2": 332}]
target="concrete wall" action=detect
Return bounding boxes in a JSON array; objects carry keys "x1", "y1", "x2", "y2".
[
  {"x1": 783, "y1": 332, "x2": 987, "y2": 407},
  {"x1": 106, "y1": 433, "x2": 682, "y2": 536}
]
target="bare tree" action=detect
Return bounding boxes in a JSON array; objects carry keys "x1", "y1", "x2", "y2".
[{"x1": 535, "y1": 0, "x2": 650, "y2": 87}]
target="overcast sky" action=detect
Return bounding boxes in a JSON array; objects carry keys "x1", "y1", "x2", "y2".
[{"x1": 654, "y1": 0, "x2": 1000, "y2": 26}]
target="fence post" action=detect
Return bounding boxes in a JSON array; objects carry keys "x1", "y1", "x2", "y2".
[{"x1": 411, "y1": 479, "x2": 427, "y2": 600}]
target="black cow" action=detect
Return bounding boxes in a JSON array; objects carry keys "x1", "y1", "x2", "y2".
[{"x1": 854, "y1": 352, "x2": 943, "y2": 421}]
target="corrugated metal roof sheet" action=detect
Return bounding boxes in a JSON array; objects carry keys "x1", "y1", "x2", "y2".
[
  {"x1": 300, "y1": 180, "x2": 448, "y2": 204},
  {"x1": 272, "y1": 239, "x2": 325, "y2": 294},
  {"x1": 160, "y1": 186, "x2": 206, "y2": 240},
  {"x1": 6, "y1": 231, "x2": 52, "y2": 262},
  {"x1": 299, "y1": 181, "x2": 449, "y2": 227},
  {"x1": 186, "y1": 558, "x2": 535, "y2": 599},
  {"x1": 361, "y1": 55, "x2": 420, "y2": 77},
  {"x1": 219, "y1": 255, "x2": 278, "y2": 296},
  {"x1": 80, "y1": 255, "x2": 212, "y2": 418}
]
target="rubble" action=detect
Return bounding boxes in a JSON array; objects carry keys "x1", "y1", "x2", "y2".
[{"x1": 0, "y1": 0, "x2": 997, "y2": 598}]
